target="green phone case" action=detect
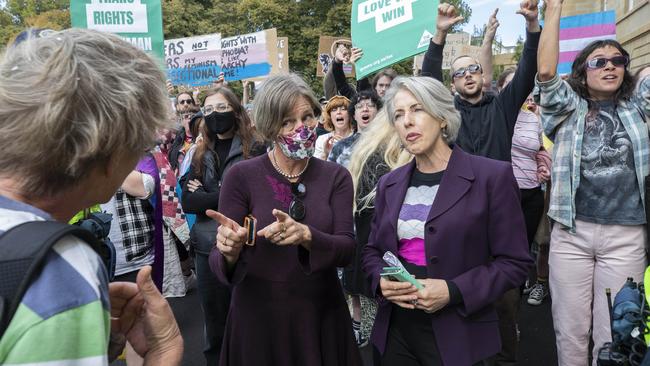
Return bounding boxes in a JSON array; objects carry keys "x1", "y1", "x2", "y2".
[{"x1": 380, "y1": 266, "x2": 423, "y2": 290}]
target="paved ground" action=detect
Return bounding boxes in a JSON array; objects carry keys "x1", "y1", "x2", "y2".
[{"x1": 138, "y1": 287, "x2": 558, "y2": 366}]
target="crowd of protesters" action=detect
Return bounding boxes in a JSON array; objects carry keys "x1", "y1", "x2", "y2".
[{"x1": 1, "y1": 0, "x2": 650, "y2": 365}]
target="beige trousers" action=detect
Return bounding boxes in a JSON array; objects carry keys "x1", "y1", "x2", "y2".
[{"x1": 549, "y1": 220, "x2": 646, "y2": 366}]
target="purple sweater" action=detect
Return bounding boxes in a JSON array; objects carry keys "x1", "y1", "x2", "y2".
[{"x1": 208, "y1": 154, "x2": 361, "y2": 365}]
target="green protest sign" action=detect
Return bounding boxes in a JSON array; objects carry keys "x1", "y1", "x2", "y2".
[
  {"x1": 70, "y1": 0, "x2": 164, "y2": 61},
  {"x1": 351, "y1": 0, "x2": 438, "y2": 80}
]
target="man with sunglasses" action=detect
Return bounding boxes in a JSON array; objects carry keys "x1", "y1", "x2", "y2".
[
  {"x1": 422, "y1": 1, "x2": 541, "y2": 163},
  {"x1": 168, "y1": 92, "x2": 199, "y2": 173}
]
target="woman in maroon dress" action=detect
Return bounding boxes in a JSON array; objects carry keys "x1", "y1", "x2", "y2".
[{"x1": 207, "y1": 73, "x2": 362, "y2": 366}]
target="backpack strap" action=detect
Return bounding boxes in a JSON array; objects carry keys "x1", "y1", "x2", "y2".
[{"x1": 0, "y1": 221, "x2": 102, "y2": 337}]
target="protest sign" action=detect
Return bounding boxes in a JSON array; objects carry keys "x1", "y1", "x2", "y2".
[
  {"x1": 165, "y1": 29, "x2": 279, "y2": 87},
  {"x1": 351, "y1": 0, "x2": 438, "y2": 80},
  {"x1": 70, "y1": 0, "x2": 164, "y2": 60},
  {"x1": 277, "y1": 37, "x2": 289, "y2": 73},
  {"x1": 165, "y1": 33, "x2": 222, "y2": 87},
  {"x1": 413, "y1": 32, "x2": 472, "y2": 73},
  {"x1": 220, "y1": 28, "x2": 279, "y2": 82},
  {"x1": 316, "y1": 36, "x2": 355, "y2": 78}
]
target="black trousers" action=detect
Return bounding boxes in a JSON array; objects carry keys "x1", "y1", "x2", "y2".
[
  {"x1": 381, "y1": 305, "x2": 443, "y2": 366},
  {"x1": 520, "y1": 187, "x2": 545, "y2": 247},
  {"x1": 195, "y1": 251, "x2": 231, "y2": 365}
]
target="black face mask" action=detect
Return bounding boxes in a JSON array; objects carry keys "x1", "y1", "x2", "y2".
[{"x1": 205, "y1": 111, "x2": 236, "y2": 135}]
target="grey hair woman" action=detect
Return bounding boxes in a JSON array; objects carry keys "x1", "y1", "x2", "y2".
[
  {"x1": 207, "y1": 73, "x2": 362, "y2": 365},
  {"x1": 362, "y1": 76, "x2": 531, "y2": 365},
  {"x1": 0, "y1": 28, "x2": 182, "y2": 365}
]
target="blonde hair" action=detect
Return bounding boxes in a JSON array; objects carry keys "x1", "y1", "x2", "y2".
[
  {"x1": 348, "y1": 108, "x2": 412, "y2": 212},
  {"x1": 0, "y1": 28, "x2": 171, "y2": 198}
]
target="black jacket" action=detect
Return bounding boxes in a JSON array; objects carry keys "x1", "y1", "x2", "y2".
[
  {"x1": 180, "y1": 136, "x2": 264, "y2": 254},
  {"x1": 422, "y1": 30, "x2": 541, "y2": 162},
  {"x1": 168, "y1": 128, "x2": 187, "y2": 172},
  {"x1": 330, "y1": 60, "x2": 371, "y2": 101}
]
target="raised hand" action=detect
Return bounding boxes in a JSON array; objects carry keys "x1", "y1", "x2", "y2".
[
  {"x1": 257, "y1": 209, "x2": 312, "y2": 247},
  {"x1": 436, "y1": 3, "x2": 464, "y2": 33},
  {"x1": 334, "y1": 44, "x2": 351, "y2": 63},
  {"x1": 517, "y1": 0, "x2": 540, "y2": 24},
  {"x1": 485, "y1": 9, "x2": 500, "y2": 41},
  {"x1": 207, "y1": 210, "x2": 247, "y2": 264}
]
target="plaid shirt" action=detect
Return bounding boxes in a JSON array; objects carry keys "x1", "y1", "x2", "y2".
[
  {"x1": 534, "y1": 75, "x2": 650, "y2": 230},
  {"x1": 115, "y1": 189, "x2": 155, "y2": 261}
]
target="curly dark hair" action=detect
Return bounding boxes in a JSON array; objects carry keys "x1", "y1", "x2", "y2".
[
  {"x1": 348, "y1": 89, "x2": 383, "y2": 118},
  {"x1": 566, "y1": 40, "x2": 635, "y2": 105}
]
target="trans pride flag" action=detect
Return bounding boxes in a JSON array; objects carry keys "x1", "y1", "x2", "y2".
[{"x1": 557, "y1": 10, "x2": 616, "y2": 75}]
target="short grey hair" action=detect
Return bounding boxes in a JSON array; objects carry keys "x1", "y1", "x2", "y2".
[
  {"x1": 0, "y1": 28, "x2": 171, "y2": 198},
  {"x1": 384, "y1": 76, "x2": 461, "y2": 143},
  {"x1": 253, "y1": 73, "x2": 320, "y2": 142}
]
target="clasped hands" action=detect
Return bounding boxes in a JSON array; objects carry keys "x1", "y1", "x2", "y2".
[
  {"x1": 207, "y1": 209, "x2": 312, "y2": 264},
  {"x1": 379, "y1": 277, "x2": 450, "y2": 314}
]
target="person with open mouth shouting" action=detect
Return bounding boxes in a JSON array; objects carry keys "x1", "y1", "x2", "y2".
[{"x1": 315, "y1": 95, "x2": 355, "y2": 160}]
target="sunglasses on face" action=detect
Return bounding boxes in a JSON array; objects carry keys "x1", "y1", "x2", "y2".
[
  {"x1": 178, "y1": 99, "x2": 194, "y2": 105},
  {"x1": 586, "y1": 56, "x2": 629, "y2": 69},
  {"x1": 289, "y1": 182, "x2": 306, "y2": 221},
  {"x1": 452, "y1": 64, "x2": 482, "y2": 79}
]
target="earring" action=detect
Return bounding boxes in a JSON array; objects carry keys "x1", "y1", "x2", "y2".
[{"x1": 442, "y1": 126, "x2": 449, "y2": 140}]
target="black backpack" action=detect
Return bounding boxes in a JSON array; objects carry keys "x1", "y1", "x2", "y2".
[{"x1": 0, "y1": 221, "x2": 108, "y2": 338}]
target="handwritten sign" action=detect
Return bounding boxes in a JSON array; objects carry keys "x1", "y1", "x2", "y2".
[
  {"x1": 277, "y1": 37, "x2": 289, "y2": 73},
  {"x1": 165, "y1": 29, "x2": 279, "y2": 86},
  {"x1": 413, "y1": 33, "x2": 478, "y2": 73},
  {"x1": 165, "y1": 33, "x2": 221, "y2": 87},
  {"x1": 220, "y1": 28, "x2": 278, "y2": 82},
  {"x1": 316, "y1": 36, "x2": 355, "y2": 78}
]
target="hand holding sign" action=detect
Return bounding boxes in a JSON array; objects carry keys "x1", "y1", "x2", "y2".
[{"x1": 350, "y1": 47, "x2": 363, "y2": 64}]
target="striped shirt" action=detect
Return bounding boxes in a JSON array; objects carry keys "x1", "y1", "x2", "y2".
[
  {"x1": 397, "y1": 170, "x2": 444, "y2": 266},
  {"x1": 0, "y1": 195, "x2": 110, "y2": 366},
  {"x1": 534, "y1": 74, "x2": 650, "y2": 230},
  {"x1": 511, "y1": 109, "x2": 543, "y2": 189}
]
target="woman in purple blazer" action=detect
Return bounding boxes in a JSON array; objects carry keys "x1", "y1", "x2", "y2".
[{"x1": 362, "y1": 76, "x2": 533, "y2": 366}]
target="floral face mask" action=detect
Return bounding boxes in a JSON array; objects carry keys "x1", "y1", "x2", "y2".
[{"x1": 276, "y1": 125, "x2": 317, "y2": 160}]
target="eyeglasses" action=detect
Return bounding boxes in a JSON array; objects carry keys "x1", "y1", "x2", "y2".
[
  {"x1": 203, "y1": 103, "x2": 232, "y2": 115},
  {"x1": 355, "y1": 102, "x2": 376, "y2": 110},
  {"x1": 289, "y1": 182, "x2": 306, "y2": 221},
  {"x1": 178, "y1": 99, "x2": 194, "y2": 105},
  {"x1": 586, "y1": 56, "x2": 629, "y2": 69},
  {"x1": 452, "y1": 64, "x2": 482, "y2": 79}
]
